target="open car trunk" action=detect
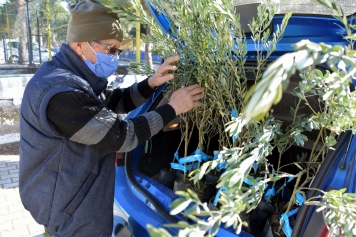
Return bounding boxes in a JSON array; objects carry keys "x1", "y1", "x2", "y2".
[
  {"x1": 111, "y1": 2, "x2": 356, "y2": 235},
  {"x1": 116, "y1": 62, "x2": 355, "y2": 237}
]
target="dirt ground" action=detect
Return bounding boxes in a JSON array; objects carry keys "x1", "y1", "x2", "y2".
[{"x1": 0, "y1": 141, "x2": 20, "y2": 155}]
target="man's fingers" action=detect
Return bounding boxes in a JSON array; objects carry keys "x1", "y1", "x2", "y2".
[
  {"x1": 163, "y1": 55, "x2": 180, "y2": 65},
  {"x1": 157, "y1": 55, "x2": 180, "y2": 73},
  {"x1": 188, "y1": 84, "x2": 204, "y2": 102},
  {"x1": 158, "y1": 74, "x2": 174, "y2": 83},
  {"x1": 153, "y1": 55, "x2": 179, "y2": 78},
  {"x1": 155, "y1": 65, "x2": 178, "y2": 77},
  {"x1": 192, "y1": 101, "x2": 203, "y2": 108},
  {"x1": 149, "y1": 56, "x2": 179, "y2": 88},
  {"x1": 168, "y1": 84, "x2": 204, "y2": 115},
  {"x1": 186, "y1": 85, "x2": 204, "y2": 95},
  {"x1": 160, "y1": 65, "x2": 178, "y2": 74},
  {"x1": 193, "y1": 92, "x2": 204, "y2": 101}
]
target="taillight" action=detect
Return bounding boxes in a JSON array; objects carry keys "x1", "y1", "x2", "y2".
[
  {"x1": 115, "y1": 153, "x2": 125, "y2": 166},
  {"x1": 318, "y1": 225, "x2": 329, "y2": 237},
  {"x1": 115, "y1": 153, "x2": 119, "y2": 166},
  {"x1": 318, "y1": 225, "x2": 345, "y2": 237}
]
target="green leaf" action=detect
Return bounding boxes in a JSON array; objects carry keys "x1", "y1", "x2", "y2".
[
  {"x1": 245, "y1": 175, "x2": 258, "y2": 186},
  {"x1": 147, "y1": 224, "x2": 173, "y2": 237},
  {"x1": 170, "y1": 198, "x2": 192, "y2": 215},
  {"x1": 326, "y1": 136, "x2": 337, "y2": 147},
  {"x1": 322, "y1": 90, "x2": 334, "y2": 101},
  {"x1": 184, "y1": 204, "x2": 198, "y2": 216},
  {"x1": 164, "y1": 221, "x2": 190, "y2": 229},
  {"x1": 344, "y1": 33, "x2": 356, "y2": 40},
  {"x1": 211, "y1": 218, "x2": 221, "y2": 236},
  {"x1": 295, "y1": 50, "x2": 314, "y2": 70},
  {"x1": 294, "y1": 162, "x2": 304, "y2": 170}
]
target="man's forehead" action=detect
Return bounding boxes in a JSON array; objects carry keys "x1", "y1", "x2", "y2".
[{"x1": 100, "y1": 39, "x2": 121, "y2": 47}]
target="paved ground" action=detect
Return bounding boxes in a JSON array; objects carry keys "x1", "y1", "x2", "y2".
[
  {"x1": 0, "y1": 149, "x2": 131, "y2": 237},
  {"x1": 0, "y1": 154, "x2": 46, "y2": 237}
]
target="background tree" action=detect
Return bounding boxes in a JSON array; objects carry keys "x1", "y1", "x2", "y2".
[
  {"x1": 104, "y1": 0, "x2": 153, "y2": 68},
  {"x1": 0, "y1": 0, "x2": 70, "y2": 61},
  {"x1": 15, "y1": 0, "x2": 26, "y2": 64},
  {"x1": 140, "y1": 0, "x2": 152, "y2": 68},
  {"x1": 1, "y1": 0, "x2": 150, "y2": 63},
  {"x1": 35, "y1": 0, "x2": 70, "y2": 48},
  {"x1": 0, "y1": 0, "x2": 15, "y2": 37},
  {"x1": 107, "y1": 0, "x2": 136, "y2": 38}
]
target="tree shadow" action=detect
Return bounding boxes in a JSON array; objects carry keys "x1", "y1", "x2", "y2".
[{"x1": 0, "y1": 142, "x2": 20, "y2": 155}]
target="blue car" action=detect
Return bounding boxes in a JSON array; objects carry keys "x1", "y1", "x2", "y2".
[{"x1": 113, "y1": 2, "x2": 356, "y2": 237}]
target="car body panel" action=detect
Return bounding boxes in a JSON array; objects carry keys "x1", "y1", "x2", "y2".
[
  {"x1": 114, "y1": 165, "x2": 171, "y2": 236},
  {"x1": 291, "y1": 131, "x2": 355, "y2": 237}
]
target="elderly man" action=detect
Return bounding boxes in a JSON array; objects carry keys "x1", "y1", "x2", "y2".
[{"x1": 18, "y1": 0, "x2": 204, "y2": 236}]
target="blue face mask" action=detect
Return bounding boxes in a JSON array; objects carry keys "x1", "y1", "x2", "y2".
[{"x1": 83, "y1": 43, "x2": 119, "y2": 78}]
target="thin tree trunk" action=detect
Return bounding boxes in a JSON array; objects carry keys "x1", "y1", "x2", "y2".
[
  {"x1": 16, "y1": 0, "x2": 27, "y2": 64},
  {"x1": 145, "y1": 26, "x2": 153, "y2": 69}
]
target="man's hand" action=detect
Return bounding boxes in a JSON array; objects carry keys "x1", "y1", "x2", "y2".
[
  {"x1": 169, "y1": 85, "x2": 204, "y2": 115},
  {"x1": 148, "y1": 55, "x2": 180, "y2": 89}
]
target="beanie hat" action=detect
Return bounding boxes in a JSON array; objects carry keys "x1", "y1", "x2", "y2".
[{"x1": 66, "y1": 0, "x2": 124, "y2": 42}]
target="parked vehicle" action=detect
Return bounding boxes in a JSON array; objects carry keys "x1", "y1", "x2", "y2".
[
  {"x1": 4, "y1": 39, "x2": 53, "y2": 63},
  {"x1": 112, "y1": 2, "x2": 356, "y2": 237}
]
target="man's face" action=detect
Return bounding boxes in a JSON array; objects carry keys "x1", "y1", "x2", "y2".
[{"x1": 81, "y1": 39, "x2": 121, "y2": 64}]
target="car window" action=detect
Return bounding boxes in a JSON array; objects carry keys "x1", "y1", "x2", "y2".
[
  {"x1": 40, "y1": 46, "x2": 48, "y2": 52},
  {"x1": 7, "y1": 42, "x2": 19, "y2": 48},
  {"x1": 233, "y1": 0, "x2": 355, "y2": 34}
]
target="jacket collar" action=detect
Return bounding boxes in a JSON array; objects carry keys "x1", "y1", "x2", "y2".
[{"x1": 54, "y1": 43, "x2": 108, "y2": 96}]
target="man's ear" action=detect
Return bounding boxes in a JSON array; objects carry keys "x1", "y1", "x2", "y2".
[{"x1": 69, "y1": 42, "x2": 86, "y2": 56}]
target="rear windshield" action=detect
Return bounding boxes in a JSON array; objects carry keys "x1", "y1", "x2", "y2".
[{"x1": 234, "y1": 0, "x2": 356, "y2": 15}]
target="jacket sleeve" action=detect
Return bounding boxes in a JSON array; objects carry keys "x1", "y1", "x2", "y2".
[
  {"x1": 105, "y1": 78, "x2": 157, "y2": 114},
  {"x1": 46, "y1": 89, "x2": 176, "y2": 153}
]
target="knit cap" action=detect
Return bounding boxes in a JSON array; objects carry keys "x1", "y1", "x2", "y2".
[{"x1": 66, "y1": 0, "x2": 124, "y2": 42}]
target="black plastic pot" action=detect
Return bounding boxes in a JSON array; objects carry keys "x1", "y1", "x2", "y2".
[
  {"x1": 248, "y1": 201, "x2": 275, "y2": 237},
  {"x1": 203, "y1": 174, "x2": 219, "y2": 202},
  {"x1": 158, "y1": 168, "x2": 177, "y2": 190},
  {"x1": 173, "y1": 179, "x2": 192, "y2": 192},
  {"x1": 208, "y1": 196, "x2": 219, "y2": 211}
]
